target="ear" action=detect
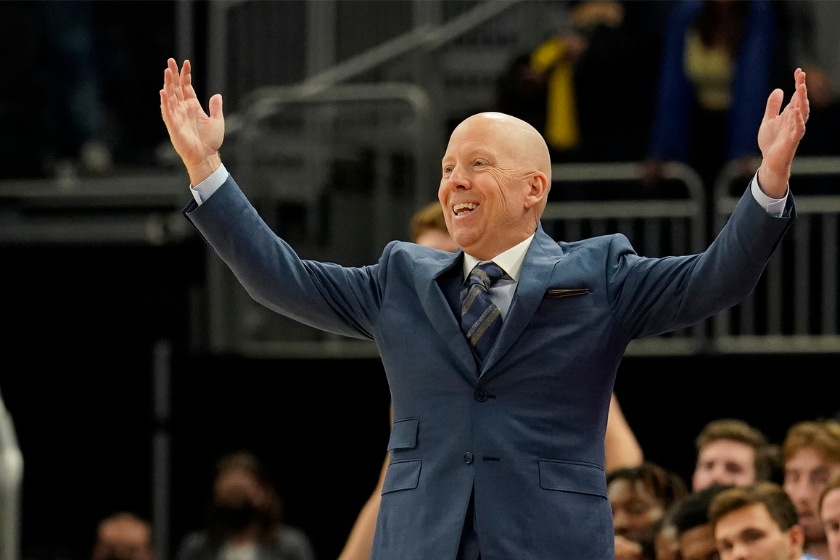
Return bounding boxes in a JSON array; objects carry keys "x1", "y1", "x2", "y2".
[
  {"x1": 787, "y1": 524, "x2": 805, "y2": 557},
  {"x1": 524, "y1": 171, "x2": 550, "y2": 210}
]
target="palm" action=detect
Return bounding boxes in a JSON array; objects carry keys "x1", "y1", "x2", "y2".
[
  {"x1": 160, "y1": 59, "x2": 224, "y2": 167},
  {"x1": 756, "y1": 69, "x2": 809, "y2": 177}
]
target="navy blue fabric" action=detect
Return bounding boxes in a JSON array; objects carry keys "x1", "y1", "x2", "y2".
[{"x1": 184, "y1": 176, "x2": 794, "y2": 559}]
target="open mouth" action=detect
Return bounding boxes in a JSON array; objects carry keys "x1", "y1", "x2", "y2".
[{"x1": 453, "y1": 202, "x2": 478, "y2": 217}]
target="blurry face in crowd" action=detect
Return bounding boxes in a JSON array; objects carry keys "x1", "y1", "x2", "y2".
[
  {"x1": 92, "y1": 518, "x2": 154, "y2": 560},
  {"x1": 694, "y1": 439, "x2": 758, "y2": 491},
  {"x1": 415, "y1": 228, "x2": 458, "y2": 252},
  {"x1": 654, "y1": 523, "x2": 681, "y2": 560},
  {"x1": 680, "y1": 524, "x2": 721, "y2": 560},
  {"x1": 439, "y1": 113, "x2": 550, "y2": 260},
  {"x1": 784, "y1": 448, "x2": 840, "y2": 543},
  {"x1": 820, "y1": 488, "x2": 840, "y2": 560},
  {"x1": 609, "y1": 478, "x2": 665, "y2": 548},
  {"x1": 714, "y1": 503, "x2": 803, "y2": 560},
  {"x1": 212, "y1": 467, "x2": 269, "y2": 533}
]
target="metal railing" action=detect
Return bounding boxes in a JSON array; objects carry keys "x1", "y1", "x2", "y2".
[
  {"x1": 713, "y1": 156, "x2": 840, "y2": 353},
  {"x1": 211, "y1": 83, "x2": 433, "y2": 357},
  {"x1": 0, "y1": 387, "x2": 22, "y2": 560}
]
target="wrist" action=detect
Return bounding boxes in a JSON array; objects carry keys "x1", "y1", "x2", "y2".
[
  {"x1": 756, "y1": 161, "x2": 789, "y2": 199},
  {"x1": 187, "y1": 153, "x2": 222, "y2": 186}
]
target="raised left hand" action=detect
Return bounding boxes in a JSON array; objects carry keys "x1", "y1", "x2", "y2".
[{"x1": 756, "y1": 68, "x2": 809, "y2": 198}]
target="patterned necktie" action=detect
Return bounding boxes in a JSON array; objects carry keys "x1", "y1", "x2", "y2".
[{"x1": 461, "y1": 261, "x2": 505, "y2": 363}]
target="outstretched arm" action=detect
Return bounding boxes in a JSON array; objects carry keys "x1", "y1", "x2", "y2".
[
  {"x1": 159, "y1": 58, "x2": 224, "y2": 185},
  {"x1": 756, "y1": 68, "x2": 809, "y2": 198}
]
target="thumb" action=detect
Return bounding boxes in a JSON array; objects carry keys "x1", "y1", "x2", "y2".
[
  {"x1": 209, "y1": 94, "x2": 224, "y2": 121},
  {"x1": 764, "y1": 88, "x2": 783, "y2": 121}
]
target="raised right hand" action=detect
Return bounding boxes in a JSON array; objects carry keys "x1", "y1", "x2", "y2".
[{"x1": 160, "y1": 58, "x2": 224, "y2": 185}]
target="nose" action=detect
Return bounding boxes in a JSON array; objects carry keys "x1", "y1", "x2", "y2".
[
  {"x1": 612, "y1": 508, "x2": 629, "y2": 535},
  {"x1": 444, "y1": 165, "x2": 470, "y2": 191}
]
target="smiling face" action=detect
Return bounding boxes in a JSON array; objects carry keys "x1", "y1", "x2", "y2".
[
  {"x1": 714, "y1": 503, "x2": 804, "y2": 560},
  {"x1": 784, "y1": 448, "x2": 840, "y2": 542},
  {"x1": 694, "y1": 439, "x2": 758, "y2": 491},
  {"x1": 438, "y1": 113, "x2": 550, "y2": 260}
]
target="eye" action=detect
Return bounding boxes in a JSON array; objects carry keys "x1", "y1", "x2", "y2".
[
  {"x1": 474, "y1": 159, "x2": 487, "y2": 167},
  {"x1": 443, "y1": 166, "x2": 453, "y2": 175}
]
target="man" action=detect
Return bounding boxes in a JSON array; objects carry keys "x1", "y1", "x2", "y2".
[
  {"x1": 784, "y1": 421, "x2": 840, "y2": 559},
  {"x1": 608, "y1": 462, "x2": 687, "y2": 560},
  {"x1": 694, "y1": 419, "x2": 773, "y2": 491},
  {"x1": 710, "y1": 482, "x2": 812, "y2": 560},
  {"x1": 673, "y1": 486, "x2": 730, "y2": 560},
  {"x1": 160, "y1": 57, "x2": 806, "y2": 558},
  {"x1": 92, "y1": 513, "x2": 155, "y2": 560},
  {"x1": 819, "y1": 474, "x2": 840, "y2": 560}
]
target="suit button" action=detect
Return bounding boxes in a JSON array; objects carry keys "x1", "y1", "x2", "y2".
[
  {"x1": 474, "y1": 389, "x2": 488, "y2": 402},
  {"x1": 463, "y1": 452, "x2": 474, "y2": 464}
]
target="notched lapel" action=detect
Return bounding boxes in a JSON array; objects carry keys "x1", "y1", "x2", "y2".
[
  {"x1": 481, "y1": 226, "x2": 565, "y2": 375},
  {"x1": 413, "y1": 251, "x2": 478, "y2": 377}
]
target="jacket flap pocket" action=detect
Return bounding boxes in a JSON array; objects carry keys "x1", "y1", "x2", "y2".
[
  {"x1": 387, "y1": 418, "x2": 419, "y2": 451},
  {"x1": 539, "y1": 459, "x2": 607, "y2": 498},
  {"x1": 381, "y1": 460, "x2": 422, "y2": 495}
]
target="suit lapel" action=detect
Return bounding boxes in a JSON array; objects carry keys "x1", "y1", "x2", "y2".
[
  {"x1": 481, "y1": 225, "x2": 565, "y2": 375},
  {"x1": 413, "y1": 250, "x2": 478, "y2": 378}
]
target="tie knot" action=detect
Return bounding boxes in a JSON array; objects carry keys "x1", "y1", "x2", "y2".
[{"x1": 469, "y1": 261, "x2": 504, "y2": 290}]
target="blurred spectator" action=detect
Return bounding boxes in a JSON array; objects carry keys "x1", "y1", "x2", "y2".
[
  {"x1": 520, "y1": 1, "x2": 670, "y2": 163},
  {"x1": 176, "y1": 452, "x2": 315, "y2": 560},
  {"x1": 709, "y1": 482, "x2": 808, "y2": 560},
  {"x1": 778, "y1": 1, "x2": 840, "y2": 158},
  {"x1": 673, "y1": 485, "x2": 730, "y2": 560},
  {"x1": 608, "y1": 462, "x2": 688, "y2": 560},
  {"x1": 783, "y1": 421, "x2": 840, "y2": 560},
  {"x1": 39, "y1": 1, "x2": 113, "y2": 178},
  {"x1": 410, "y1": 201, "x2": 459, "y2": 252},
  {"x1": 819, "y1": 474, "x2": 840, "y2": 560},
  {"x1": 693, "y1": 419, "x2": 774, "y2": 491},
  {"x1": 648, "y1": 0, "x2": 777, "y2": 188},
  {"x1": 653, "y1": 507, "x2": 681, "y2": 560},
  {"x1": 92, "y1": 513, "x2": 155, "y2": 560}
]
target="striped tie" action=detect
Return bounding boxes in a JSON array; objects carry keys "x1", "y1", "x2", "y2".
[{"x1": 460, "y1": 261, "x2": 505, "y2": 363}]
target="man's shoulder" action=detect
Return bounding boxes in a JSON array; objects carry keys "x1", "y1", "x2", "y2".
[{"x1": 555, "y1": 233, "x2": 632, "y2": 256}]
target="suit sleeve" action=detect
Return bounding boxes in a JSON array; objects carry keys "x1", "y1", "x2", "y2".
[
  {"x1": 607, "y1": 186, "x2": 795, "y2": 339},
  {"x1": 184, "y1": 175, "x2": 387, "y2": 340}
]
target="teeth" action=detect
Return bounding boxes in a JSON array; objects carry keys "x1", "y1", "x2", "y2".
[{"x1": 454, "y1": 203, "x2": 477, "y2": 215}]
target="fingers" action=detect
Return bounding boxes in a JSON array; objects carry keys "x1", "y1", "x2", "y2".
[
  {"x1": 764, "y1": 88, "x2": 784, "y2": 121},
  {"x1": 209, "y1": 94, "x2": 224, "y2": 121}
]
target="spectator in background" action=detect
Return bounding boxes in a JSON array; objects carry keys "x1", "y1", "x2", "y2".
[
  {"x1": 92, "y1": 513, "x2": 155, "y2": 560},
  {"x1": 177, "y1": 452, "x2": 315, "y2": 560},
  {"x1": 410, "y1": 202, "x2": 459, "y2": 253},
  {"x1": 39, "y1": 1, "x2": 112, "y2": 178},
  {"x1": 648, "y1": 0, "x2": 777, "y2": 189},
  {"x1": 783, "y1": 421, "x2": 840, "y2": 560},
  {"x1": 693, "y1": 419, "x2": 774, "y2": 491},
  {"x1": 653, "y1": 508, "x2": 681, "y2": 560},
  {"x1": 523, "y1": 1, "x2": 670, "y2": 163},
  {"x1": 819, "y1": 474, "x2": 840, "y2": 560},
  {"x1": 673, "y1": 485, "x2": 731, "y2": 560},
  {"x1": 608, "y1": 462, "x2": 688, "y2": 560},
  {"x1": 710, "y1": 483, "x2": 811, "y2": 560}
]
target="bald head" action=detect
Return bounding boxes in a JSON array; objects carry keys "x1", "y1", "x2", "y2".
[
  {"x1": 453, "y1": 113, "x2": 552, "y2": 183},
  {"x1": 92, "y1": 513, "x2": 154, "y2": 560}
]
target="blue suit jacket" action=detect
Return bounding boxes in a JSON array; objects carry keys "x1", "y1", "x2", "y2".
[{"x1": 185, "y1": 176, "x2": 793, "y2": 559}]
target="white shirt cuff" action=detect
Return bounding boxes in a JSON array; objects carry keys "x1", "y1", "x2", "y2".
[
  {"x1": 750, "y1": 173, "x2": 788, "y2": 217},
  {"x1": 190, "y1": 163, "x2": 229, "y2": 206}
]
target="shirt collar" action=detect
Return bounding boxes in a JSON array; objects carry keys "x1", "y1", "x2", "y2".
[{"x1": 462, "y1": 233, "x2": 535, "y2": 282}]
